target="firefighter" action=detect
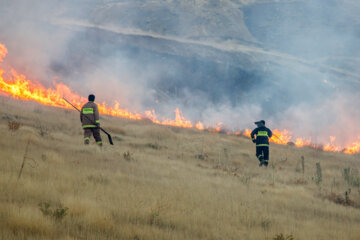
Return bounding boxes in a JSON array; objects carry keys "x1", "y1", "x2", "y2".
[
  {"x1": 251, "y1": 120, "x2": 272, "y2": 167},
  {"x1": 80, "y1": 94, "x2": 102, "y2": 146}
]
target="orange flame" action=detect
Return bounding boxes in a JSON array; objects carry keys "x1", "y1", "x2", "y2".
[
  {"x1": 1, "y1": 42, "x2": 360, "y2": 154},
  {"x1": 144, "y1": 109, "x2": 194, "y2": 128},
  {"x1": 0, "y1": 42, "x2": 202, "y2": 127},
  {"x1": 0, "y1": 68, "x2": 142, "y2": 120},
  {"x1": 208, "y1": 122, "x2": 223, "y2": 132},
  {"x1": 295, "y1": 137, "x2": 312, "y2": 147},
  {"x1": 243, "y1": 129, "x2": 252, "y2": 138},
  {"x1": 161, "y1": 108, "x2": 193, "y2": 128},
  {"x1": 344, "y1": 141, "x2": 360, "y2": 154},
  {"x1": 323, "y1": 136, "x2": 342, "y2": 152},
  {"x1": 242, "y1": 128, "x2": 291, "y2": 145},
  {"x1": 270, "y1": 129, "x2": 292, "y2": 145},
  {"x1": 195, "y1": 121, "x2": 205, "y2": 130}
]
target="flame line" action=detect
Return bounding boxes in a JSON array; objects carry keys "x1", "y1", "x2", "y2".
[{"x1": 0, "y1": 42, "x2": 359, "y2": 154}]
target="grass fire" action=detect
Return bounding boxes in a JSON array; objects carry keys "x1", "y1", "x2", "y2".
[
  {"x1": 1, "y1": 42, "x2": 360, "y2": 154},
  {"x1": 1, "y1": 1, "x2": 360, "y2": 239},
  {"x1": 1, "y1": 85, "x2": 360, "y2": 240}
]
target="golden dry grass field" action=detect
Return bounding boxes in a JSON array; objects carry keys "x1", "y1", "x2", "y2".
[{"x1": 1, "y1": 96, "x2": 360, "y2": 240}]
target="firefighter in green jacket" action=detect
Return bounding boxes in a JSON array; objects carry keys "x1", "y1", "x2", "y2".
[
  {"x1": 80, "y1": 94, "x2": 102, "y2": 146},
  {"x1": 251, "y1": 120, "x2": 272, "y2": 167}
]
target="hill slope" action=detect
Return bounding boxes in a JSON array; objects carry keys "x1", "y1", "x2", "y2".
[
  {"x1": 2, "y1": 0, "x2": 360, "y2": 118},
  {"x1": 1, "y1": 97, "x2": 360, "y2": 240}
]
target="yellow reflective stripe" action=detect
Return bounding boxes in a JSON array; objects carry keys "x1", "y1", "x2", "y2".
[
  {"x1": 95, "y1": 120, "x2": 100, "y2": 123},
  {"x1": 96, "y1": 141, "x2": 102, "y2": 144},
  {"x1": 256, "y1": 144, "x2": 269, "y2": 147},
  {"x1": 83, "y1": 125, "x2": 97, "y2": 128},
  {"x1": 82, "y1": 108, "x2": 94, "y2": 114},
  {"x1": 257, "y1": 131, "x2": 268, "y2": 137},
  {"x1": 84, "y1": 137, "x2": 90, "y2": 140}
]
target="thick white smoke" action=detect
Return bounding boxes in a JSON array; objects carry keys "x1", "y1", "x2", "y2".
[{"x1": 1, "y1": 0, "x2": 360, "y2": 148}]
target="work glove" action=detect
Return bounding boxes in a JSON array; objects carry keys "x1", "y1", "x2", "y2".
[{"x1": 252, "y1": 139, "x2": 256, "y2": 144}]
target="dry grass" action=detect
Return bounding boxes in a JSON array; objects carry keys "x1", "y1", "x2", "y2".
[{"x1": 0, "y1": 96, "x2": 360, "y2": 240}]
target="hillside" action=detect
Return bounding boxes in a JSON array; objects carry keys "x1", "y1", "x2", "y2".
[
  {"x1": 2, "y1": 0, "x2": 360, "y2": 116},
  {"x1": 1, "y1": 97, "x2": 360, "y2": 240}
]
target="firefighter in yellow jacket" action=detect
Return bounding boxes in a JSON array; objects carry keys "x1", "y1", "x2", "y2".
[{"x1": 80, "y1": 94, "x2": 102, "y2": 146}]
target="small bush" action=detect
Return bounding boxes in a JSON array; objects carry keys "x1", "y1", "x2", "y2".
[
  {"x1": 273, "y1": 233, "x2": 294, "y2": 240},
  {"x1": 39, "y1": 202, "x2": 52, "y2": 216},
  {"x1": 294, "y1": 178, "x2": 308, "y2": 185},
  {"x1": 195, "y1": 153, "x2": 208, "y2": 161},
  {"x1": 147, "y1": 143, "x2": 161, "y2": 150},
  {"x1": 8, "y1": 121, "x2": 21, "y2": 131},
  {"x1": 39, "y1": 202, "x2": 68, "y2": 221},
  {"x1": 52, "y1": 206, "x2": 68, "y2": 221},
  {"x1": 123, "y1": 151, "x2": 133, "y2": 161},
  {"x1": 325, "y1": 189, "x2": 354, "y2": 207}
]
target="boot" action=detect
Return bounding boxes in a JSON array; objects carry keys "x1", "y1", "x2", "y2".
[{"x1": 258, "y1": 155, "x2": 264, "y2": 166}]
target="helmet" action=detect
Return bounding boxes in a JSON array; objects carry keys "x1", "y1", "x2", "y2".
[
  {"x1": 254, "y1": 120, "x2": 265, "y2": 125},
  {"x1": 88, "y1": 94, "x2": 95, "y2": 101}
]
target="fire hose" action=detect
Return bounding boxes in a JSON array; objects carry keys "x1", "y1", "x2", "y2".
[{"x1": 272, "y1": 134, "x2": 282, "y2": 141}]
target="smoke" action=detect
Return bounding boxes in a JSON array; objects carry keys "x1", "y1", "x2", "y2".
[
  {"x1": 1, "y1": 0, "x2": 360, "y2": 147},
  {"x1": 241, "y1": 0, "x2": 360, "y2": 146},
  {"x1": 0, "y1": 0, "x2": 74, "y2": 82}
]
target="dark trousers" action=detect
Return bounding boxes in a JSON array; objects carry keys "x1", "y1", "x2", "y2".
[
  {"x1": 256, "y1": 146, "x2": 269, "y2": 166},
  {"x1": 84, "y1": 128, "x2": 102, "y2": 144}
]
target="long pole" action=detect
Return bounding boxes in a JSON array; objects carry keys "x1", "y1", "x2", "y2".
[
  {"x1": 62, "y1": 98, "x2": 114, "y2": 145},
  {"x1": 272, "y1": 134, "x2": 282, "y2": 141}
]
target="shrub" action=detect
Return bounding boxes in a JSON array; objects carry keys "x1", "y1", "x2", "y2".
[
  {"x1": 195, "y1": 153, "x2": 208, "y2": 161},
  {"x1": 123, "y1": 151, "x2": 133, "y2": 161},
  {"x1": 39, "y1": 202, "x2": 68, "y2": 221},
  {"x1": 8, "y1": 120, "x2": 21, "y2": 131},
  {"x1": 52, "y1": 206, "x2": 68, "y2": 221},
  {"x1": 325, "y1": 189, "x2": 354, "y2": 207},
  {"x1": 273, "y1": 233, "x2": 294, "y2": 240},
  {"x1": 294, "y1": 178, "x2": 308, "y2": 185},
  {"x1": 147, "y1": 143, "x2": 161, "y2": 150},
  {"x1": 39, "y1": 202, "x2": 52, "y2": 216}
]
